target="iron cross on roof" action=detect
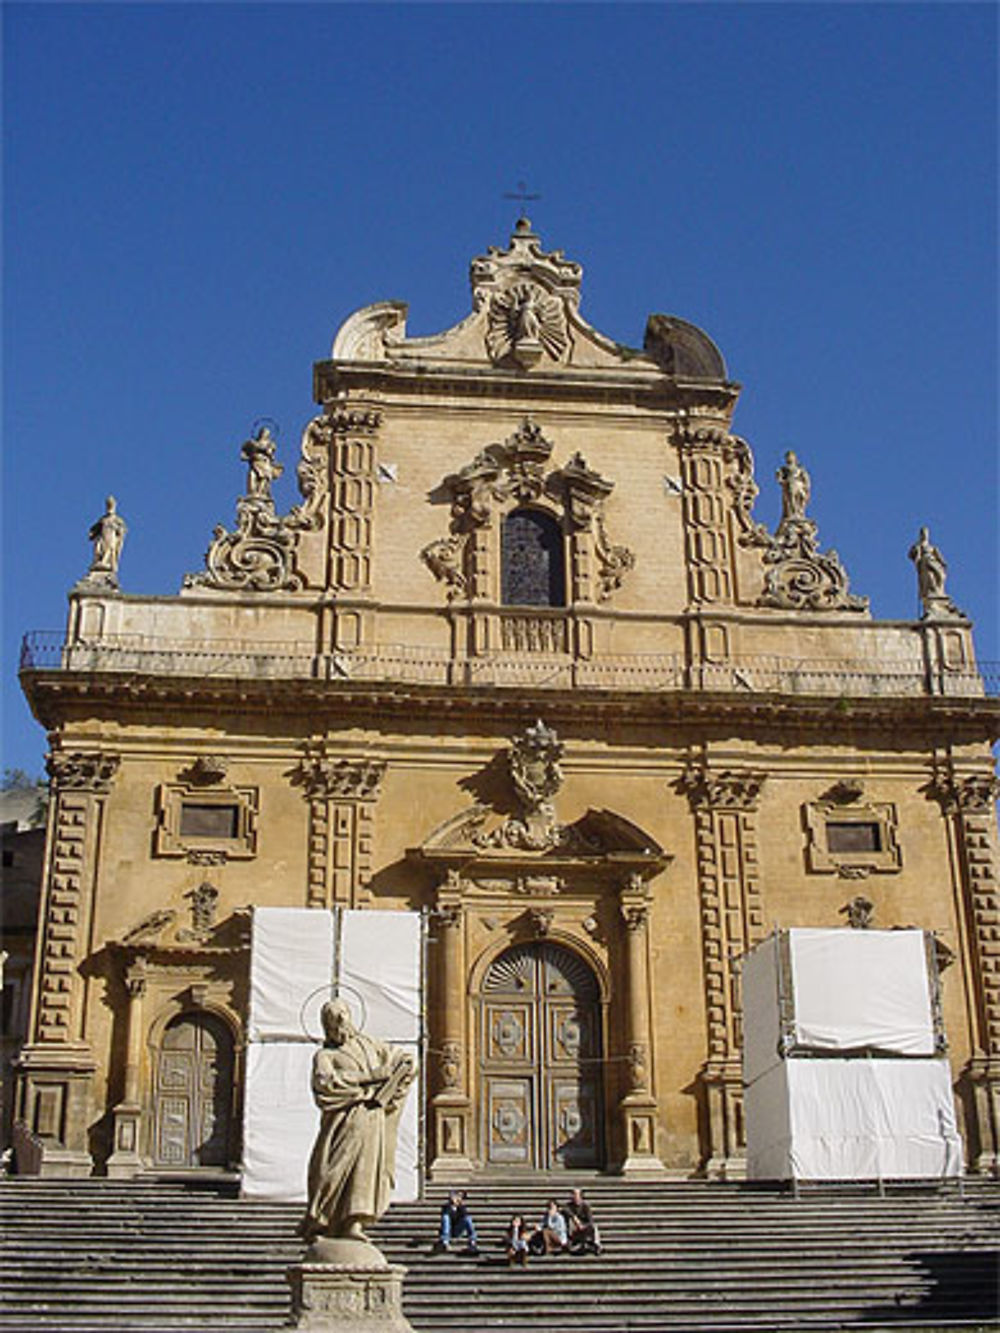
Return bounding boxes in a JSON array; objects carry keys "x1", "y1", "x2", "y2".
[{"x1": 504, "y1": 180, "x2": 540, "y2": 222}]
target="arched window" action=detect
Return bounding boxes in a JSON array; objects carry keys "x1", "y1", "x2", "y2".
[{"x1": 501, "y1": 508, "x2": 566, "y2": 607}]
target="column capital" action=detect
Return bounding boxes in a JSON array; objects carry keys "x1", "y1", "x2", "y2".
[
  {"x1": 46, "y1": 750, "x2": 120, "y2": 794},
  {"x1": 680, "y1": 763, "x2": 767, "y2": 811}
]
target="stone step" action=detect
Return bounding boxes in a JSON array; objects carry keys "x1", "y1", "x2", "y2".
[{"x1": 2, "y1": 1176, "x2": 996, "y2": 1332}]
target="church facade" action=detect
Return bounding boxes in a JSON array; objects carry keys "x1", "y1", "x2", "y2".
[{"x1": 16, "y1": 220, "x2": 1000, "y2": 1180}]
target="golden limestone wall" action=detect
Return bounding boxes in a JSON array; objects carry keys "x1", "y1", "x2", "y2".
[{"x1": 17, "y1": 221, "x2": 998, "y2": 1178}]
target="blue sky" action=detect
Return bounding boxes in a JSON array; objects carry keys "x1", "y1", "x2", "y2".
[{"x1": 4, "y1": 2, "x2": 997, "y2": 776}]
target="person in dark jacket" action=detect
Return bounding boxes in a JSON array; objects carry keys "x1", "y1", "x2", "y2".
[
  {"x1": 433, "y1": 1190, "x2": 479, "y2": 1255},
  {"x1": 564, "y1": 1187, "x2": 602, "y2": 1254}
]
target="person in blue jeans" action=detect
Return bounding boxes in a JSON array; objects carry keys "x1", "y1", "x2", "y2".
[{"x1": 433, "y1": 1190, "x2": 479, "y2": 1255}]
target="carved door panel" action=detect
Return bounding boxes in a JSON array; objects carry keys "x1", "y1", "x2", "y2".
[
  {"x1": 153, "y1": 1012, "x2": 234, "y2": 1167},
  {"x1": 486, "y1": 1078, "x2": 533, "y2": 1165},
  {"x1": 480, "y1": 942, "x2": 603, "y2": 1169}
]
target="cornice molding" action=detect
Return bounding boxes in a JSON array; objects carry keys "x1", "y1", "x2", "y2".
[{"x1": 24, "y1": 672, "x2": 1000, "y2": 742}]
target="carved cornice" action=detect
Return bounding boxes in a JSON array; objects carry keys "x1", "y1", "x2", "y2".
[
  {"x1": 24, "y1": 672, "x2": 1000, "y2": 744},
  {"x1": 46, "y1": 750, "x2": 120, "y2": 794}
]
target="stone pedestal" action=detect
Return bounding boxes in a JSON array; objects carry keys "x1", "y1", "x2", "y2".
[{"x1": 286, "y1": 1238, "x2": 413, "y2": 1332}]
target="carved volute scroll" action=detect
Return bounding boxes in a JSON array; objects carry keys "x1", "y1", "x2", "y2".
[
  {"x1": 184, "y1": 427, "x2": 303, "y2": 593},
  {"x1": 759, "y1": 451, "x2": 868, "y2": 613},
  {"x1": 183, "y1": 408, "x2": 384, "y2": 595}
]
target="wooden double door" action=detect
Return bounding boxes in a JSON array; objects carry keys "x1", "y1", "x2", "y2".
[
  {"x1": 153, "y1": 1011, "x2": 235, "y2": 1167},
  {"x1": 480, "y1": 941, "x2": 604, "y2": 1169}
]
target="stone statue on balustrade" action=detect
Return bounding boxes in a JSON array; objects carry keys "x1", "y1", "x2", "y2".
[
  {"x1": 80, "y1": 496, "x2": 127, "y2": 589},
  {"x1": 908, "y1": 526, "x2": 966, "y2": 620},
  {"x1": 300, "y1": 999, "x2": 416, "y2": 1263}
]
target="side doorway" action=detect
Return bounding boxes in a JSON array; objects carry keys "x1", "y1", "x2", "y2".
[
  {"x1": 479, "y1": 941, "x2": 604, "y2": 1170},
  {"x1": 152, "y1": 1010, "x2": 236, "y2": 1167}
]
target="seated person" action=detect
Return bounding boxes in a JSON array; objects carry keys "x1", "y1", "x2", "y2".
[
  {"x1": 564, "y1": 1187, "x2": 601, "y2": 1254},
  {"x1": 528, "y1": 1198, "x2": 569, "y2": 1254},
  {"x1": 434, "y1": 1190, "x2": 479, "y2": 1255},
  {"x1": 504, "y1": 1214, "x2": 530, "y2": 1267}
]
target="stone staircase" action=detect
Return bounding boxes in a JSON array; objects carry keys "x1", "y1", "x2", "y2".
[{"x1": 1, "y1": 1176, "x2": 997, "y2": 1331}]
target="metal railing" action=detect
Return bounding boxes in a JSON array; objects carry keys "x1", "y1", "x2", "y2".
[{"x1": 19, "y1": 631, "x2": 1000, "y2": 699}]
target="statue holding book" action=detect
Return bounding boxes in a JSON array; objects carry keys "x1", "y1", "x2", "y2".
[{"x1": 300, "y1": 998, "x2": 416, "y2": 1251}]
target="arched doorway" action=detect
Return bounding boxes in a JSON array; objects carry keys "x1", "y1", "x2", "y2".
[
  {"x1": 479, "y1": 941, "x2": 603, "y2": 1169},
  {"x1": 152, "y1": 1011, "x2": 235, "y2": 1167}
]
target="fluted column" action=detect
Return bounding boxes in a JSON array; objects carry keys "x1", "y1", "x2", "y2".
[
  {"x1": 616, "y1": 875, "x2": 666, "y2": 1176},
  {"x1": 428, "y1": 873, "x2": 474, "y2": 1179}
]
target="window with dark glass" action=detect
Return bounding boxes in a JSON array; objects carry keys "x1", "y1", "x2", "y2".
[
  {"x1": 501, "y1": 508, "x2": 566, "y2": 607},
  {"x1": 825, "y1": 821, "x2": 882, "y2": 854},
  {"x1": 179, "y1": 802, "x2": 240, "y2": 841}
]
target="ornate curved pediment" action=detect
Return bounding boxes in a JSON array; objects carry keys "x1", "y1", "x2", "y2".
[
  {"x1": 411, "y1": 803, "x2": 667, "y2": 879},
  {"x1": 410, "y1": 723, "x2": 668, "y2": 882}
]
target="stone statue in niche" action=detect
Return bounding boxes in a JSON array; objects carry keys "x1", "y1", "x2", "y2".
[
  {"x1": 83, "y1": 496, "x2": 127, "y2": 588},
  {"x1": 908, "y1": 526, "x2": 965, "y2": 620},
  {"x1": 300, "y1": 999, "x2": 416, "y2": 1260},
  {"x1": 486, "y1": 281, "x2": 568, "y2": 368}
]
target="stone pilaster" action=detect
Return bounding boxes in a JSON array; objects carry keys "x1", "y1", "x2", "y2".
[
  {"x1": 616, "y1": 875, "x2": 667, "y2": 1176},
  {"x1": 929, "y1": 771, "x2": 1000, "y2": 1173},
  {"x1": 682, "y1": 764, "x2": 767, "y2": 1178},
  {"x1": 427, "y1": 874, "x2": 474, "y2": 1179},
  {"x1": 17, "y1": 750, "x2": 119, "y2": 1175},
  {"x1": 675, "y1": 423, "x2": 736, "y2": 607},
  {"x1": 328, "y1": 408, "x2": 381, "y2": 593},
  {"x1": 295, "y1": 754, "x2": 385, "y2": 909}
]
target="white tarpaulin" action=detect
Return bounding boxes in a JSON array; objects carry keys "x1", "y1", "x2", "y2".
[
  {"x1": 242, "y1": 1042, "x2": 319, "y2": 1199},
  {"x1": 248, "y1": 907, "x2": 336, "y2": 1042},
  {"x1": 742, "y1": 933, "x2": 785, "y2": 1085},
  {"x1": 742, "y1": 929, "x2": 936, "y2": 1079},
  {"x1": 242, "y1": 907, "x2": 423, "y2": 1203},
  {"x1": 788, "y1": 929, "x2": 935, "y2": 1056},
  {"x1": 340, "y1": 910, "x2": 422, "y2": 1043},
  {"x1": 745, "y1": 1057, "x2": 962, "y2": 1181}
]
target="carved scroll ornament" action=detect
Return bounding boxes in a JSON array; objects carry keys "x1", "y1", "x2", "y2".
[{"x1": 759, "y1": 452, "x2": 867, "y2": 613}]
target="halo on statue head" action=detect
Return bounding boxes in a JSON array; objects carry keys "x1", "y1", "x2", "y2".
[
  {"x1": 251, "y1": 416, "x2": 280, "y2": 440},
  {"x1": 299, "y1": 984, "x2": 368, "y2": 1042}
]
